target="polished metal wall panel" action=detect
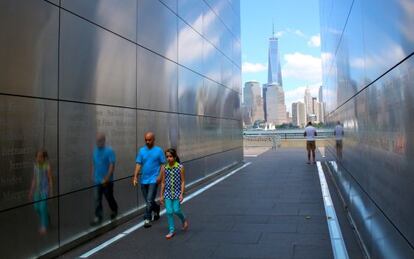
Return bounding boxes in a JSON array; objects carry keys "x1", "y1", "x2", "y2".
[
  {"x1": 137, "y1": 47, "x2": 178, "y2": 112},
  {"x1": 178, "y1": 66, "x2": 204, "y2": 115},
  {"x1": 334, "y1": 0, "x2": 365, "y2": 105},
  {"x1": 178, "y1": 0, "x2": 205, "y2": 34},
  {"x1": 0, "y1": 1, "x2": 242, "y2": 257},
  {"x1": 137, "y1": 0, "x2": 178, "y2": 61},
  {"x1": 178, "y1": 115, "x2": 201, "y2": 161},
  {"x1": 159, "y1": 0, "x2": 177, "y2": 13},
  {"x1": 60, "y1": 11, "x2": 137, "y2": 107},
  {"x1": 59, "y1": 102, "x2": 136, "y2": 194},
  {"x1": 204, "y1": 41, "x2": 222, "y2": 83},
  {"x1": 0, "y1": 96, "x2": 57, "y2": 211},
  {"x1": 0, "y1": 0, "x2": 58, "y2": 98},
  {"x1": 0, "y1": 198, "x2": 59, "y2": 259},
  {"x1": 137, "y1": 110, "x2": 178, "y2": 150},
  {"x1": 61, "y1": 0, "x2": 138, "y2": 42},
  {"x1": 59, "y1": 178, "x2": 137, "y2": 246},
  {"x1": 221, "y1": 55, "x2": 233, "y2": 88},
  {"x1": 203, "y1": 78, "x2": 221, "y2": 117},
  {"x1": 182, "y1": 158, "x2": 205, "y2": 185},
  {"x1": 361, "y1": 0, "x2": 414, "y2": 84},
  {"x1": 203, "y1": 6, "x2": 223, "y2": 50},
  {"x1": 178, "y1": 20, "x2": 204, "y2": 75},
  {"x1": 321, "y1": 0, "x2": 414, "y2": 253}
]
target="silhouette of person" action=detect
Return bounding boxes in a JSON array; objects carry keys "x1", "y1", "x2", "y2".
[
  {"x1": 29, "y1": 149, "x2": 53, "y2": 235},
  {"x1": 334, "y1": 121, "x2": 344, "y2": 160},
  {"x1": 90, "y1": 133, "x2": 118, "y2": 225},
  {"x1": 304, "y1": 122, "x2": 317, "y2": 164}
]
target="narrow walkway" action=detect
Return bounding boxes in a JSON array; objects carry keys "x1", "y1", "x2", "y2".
[{"x1": 63, "y1": 148, "x2": 361, "y2": 259}]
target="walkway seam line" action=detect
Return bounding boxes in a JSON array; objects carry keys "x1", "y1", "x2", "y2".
[
  {"x1": 316, "y1": 161, "x2": 349, "y2": 259},
  {"x1": 79, "y1": 162, "x2": 251, "y2": 258}
]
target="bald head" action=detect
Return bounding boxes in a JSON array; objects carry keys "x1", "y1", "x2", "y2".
[
  {"x1": 144, "y1": 132, "x2": 155, "y2": 148},
  {"x1": 96, "y1": 132, "x2": 106, "y2": 148}
]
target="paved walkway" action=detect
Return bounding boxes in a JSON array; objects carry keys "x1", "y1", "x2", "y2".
[{"x1": 62, "y1": 148, "x2": 363, "y2": 259}]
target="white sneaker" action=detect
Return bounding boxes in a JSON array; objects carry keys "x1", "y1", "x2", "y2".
[{"x1": 144, "y1": 219, "x2": 152, "y2": 228}]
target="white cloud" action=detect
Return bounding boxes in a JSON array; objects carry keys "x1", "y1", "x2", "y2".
[
  {"x1": 308, "y1": 34, "x2": 321, "y2": 47},
  {"x1": 273, "y1": 28, "x2": 306, "y2": 38},
  {"x1": 242, "y1": 62, "x2": 267, "y2": 73},
  {"x1": 284, "y1": 83, "x2": 321, "y2": 113},
  {"x1": 282, "y1": 52, "x2": 322, "y2": 83}
]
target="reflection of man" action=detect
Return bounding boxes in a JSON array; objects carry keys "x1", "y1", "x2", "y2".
[
  {"x1": 304, "y1": 122, "x2": 317, "y2": 164},
  {"x1": 91, "y1": 133, "x2": 118, "y2": 225},
  {"x1": 334, "y1": 121, "x2": 344, "y2": 160},
  {"x1": 133, "y1": 132, "x2": 166, "y2": 228}
]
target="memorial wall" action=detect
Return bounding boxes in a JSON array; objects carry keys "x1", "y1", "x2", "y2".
[
  {"x1": 0, "y1": 0, "x2": 242, "y2": 257},
  {"x1": 320, "y1": 0, "x2": 414, "y2": 257}
]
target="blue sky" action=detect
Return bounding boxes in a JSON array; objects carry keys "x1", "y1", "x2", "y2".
[{"x1": 240, "y1": 0, "x2": 322, "y2": 113}]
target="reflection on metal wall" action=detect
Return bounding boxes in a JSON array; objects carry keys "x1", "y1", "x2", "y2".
[
  {"x1": 320, "y1": 0, "x2": 414, "y2": 257},
  {"x1": 0, "y1": 0, "x2": 242, "y2": 257}
]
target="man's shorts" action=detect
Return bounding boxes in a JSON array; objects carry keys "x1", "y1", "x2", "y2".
[
  {"x1": 306, "y1": 140, "x2": 316, "y2": 151},
  {"x1": 336, "y1": 140, "x2": 343, "y2": 149}
]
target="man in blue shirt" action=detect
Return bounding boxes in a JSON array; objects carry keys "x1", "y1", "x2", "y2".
[
  {"x1": 133, "y1": 132, "x2": 166, "y2": 228},
  {"x1": 91, "y1": 133, "x2": 118, "y2": 225}
]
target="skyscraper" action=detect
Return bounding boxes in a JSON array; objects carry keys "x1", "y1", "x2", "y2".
[
  {"x1": 266, "y1": 83, "x2": 287, "y2": 125},
  {"x1": 243, "y1": 81, "x2": 264, "y2": 125},
  {"x1": 264, "y1": 27, "x2": 286, "y2": 125},
  {"x1": 304, "y1": 87, "x2": 313, "y2": 119},
  {"x1": 268, "y1": 33, "x2": 283, "y2": 86},
  {"x1": 292, "y1": 101, "x2": 306, "y2": 128}
]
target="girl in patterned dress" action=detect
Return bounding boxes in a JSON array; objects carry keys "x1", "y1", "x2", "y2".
[
  {"x1": 29, "y1": 149, "x2": 53, "y2": 234},
  {"x1": 159, "y1": 148, "x2": 189, "y2": 239}
]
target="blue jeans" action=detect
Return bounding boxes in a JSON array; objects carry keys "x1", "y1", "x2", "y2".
[
  {"x1": 165, "y1": 199, "x2": 186, "y2": 233},
  {"x1": 141, "y1": 184, "x2": 160, "y2": 220},
  {"x1": 94, "y1": 182, "x2": 118, "y2": 220}
]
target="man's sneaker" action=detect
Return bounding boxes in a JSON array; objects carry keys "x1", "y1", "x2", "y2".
[
  {"x1": 110, "y1": 211, "x2": 118, "y2": 220},
  {"x1": 143, "y1": 219, "x2": 152, "y2": 228},
  {"x1": 90, "y1": 217, "x2": 102, "y2": 226},
  {"x1": 153, "y1": 209, "x2": 160, "y2": 221}
]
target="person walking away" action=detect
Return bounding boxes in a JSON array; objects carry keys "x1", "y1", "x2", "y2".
[
  {"x1": 29, "y1": 149, "x2": 53, "y2": 235},
  {"x1": 133, "y1": 132, "x2": 166, "y2": 228},
  {"x1": 159, "y1": 148, "x2": 188, "y2": 239},
  {"x1": 304, "y1": 122, "x2": 317, "y2": 164},
  {"x1": 334, "y1": 121, "x2": 344, "y2": 160},
  {"x1": 91, "y1": 133, "x2": 118, "y2": 225}
]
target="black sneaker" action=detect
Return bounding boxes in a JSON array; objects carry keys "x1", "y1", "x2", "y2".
[
  {"x1": 144, "y1": 219, "x2": 152, "y2": 228},
  {"x1": 110, "y1": 211, "x2": 118, "y2": 220},
  {"x1": 153, "y1": 209, "x2": 160, "y2": 221},
  {"x1": 90, "y1": 217, "x2": 102, "y2": 226}
]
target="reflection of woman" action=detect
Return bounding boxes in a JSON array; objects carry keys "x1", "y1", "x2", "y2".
[{"x1": 29, "y1": 149, "x2": 53, "y2": 234}]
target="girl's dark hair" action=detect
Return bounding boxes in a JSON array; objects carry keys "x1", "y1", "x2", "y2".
[
  {"x1": 35, "y1": 148, "x2": 49, "y2": 160},
  {"x1": 165, "y1": 148, "x2": 180, "y2": 163}
]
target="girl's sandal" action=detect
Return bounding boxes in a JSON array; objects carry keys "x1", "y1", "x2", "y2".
[
  {"x1": 182, "y1": 220, "x2": 189, "y2": 231},
  {"x1": 165, "y1": 232, "x2": 175, "y2": 239}
]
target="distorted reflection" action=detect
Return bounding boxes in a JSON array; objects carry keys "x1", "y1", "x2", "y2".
[
  {"x1": 334, "y1": 121, "x2": 344, "y2": 160},
  {"x1": 90, "y1": 132, "x2": 118, "y2": 226},
  {"x1": 29, "y1": 149, "x2": 53, "y2": 235}
]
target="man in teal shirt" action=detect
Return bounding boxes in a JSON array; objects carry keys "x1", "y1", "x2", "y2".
[
  {"x1": 133, "y1": 132, "x2": 166, "y2": 228},
  {"x1": 91, "y1": 133, "x2": 118, "y2": 225}
]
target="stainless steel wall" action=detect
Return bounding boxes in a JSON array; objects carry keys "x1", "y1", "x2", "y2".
[
  {"x1": 0, "y1": 0, "x2": 242, "y2": 257},
  {"x1": 320, "y1": 0, "x2": 414, "y2": 257}
]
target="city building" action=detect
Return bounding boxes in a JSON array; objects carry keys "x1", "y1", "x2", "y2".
[
  {"x1": 320, "y1": 0, "x2": 414, "y2": 257},
  {"x1": 304, "y1": 87, "x2": 313, "y2": 119},
  {"x1": 0, "y1": 1, "x2": 242, "y2": 257},
  {"x1": 264, "y1": 27, "x2": 286, "y2": 125},
  {"x1": 292, "y1": 101, "x2": 306, "y2": 128},
  {"x1": 265, "y1": 83, "x2": 287, "y2": 125},
  {"x1": 243, "y1": 81, "x2": 264, "y2": 125}
]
